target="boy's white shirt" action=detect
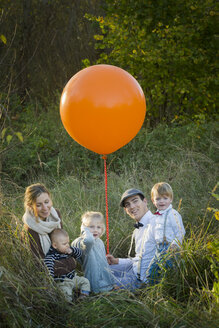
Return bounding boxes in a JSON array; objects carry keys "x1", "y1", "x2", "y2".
[{"x1": 153, "y1": 204, "x2": 185, "y2": 247}]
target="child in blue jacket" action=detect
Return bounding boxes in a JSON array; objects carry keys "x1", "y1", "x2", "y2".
[{"x1": 72, "y1": 211, "x2": 115, "y2": 293}]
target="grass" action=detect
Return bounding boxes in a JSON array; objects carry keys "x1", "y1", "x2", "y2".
[
  {"x1": 0, "y1": 216, "x2": 218, "y2": 328},
  {"x1": 0, "y1": 121, "x2": 218, "y2": 327}
]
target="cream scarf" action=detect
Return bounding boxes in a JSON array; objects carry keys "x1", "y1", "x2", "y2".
[{"x1": 22, "y1": 207, "x2": 61, "y2": 255}]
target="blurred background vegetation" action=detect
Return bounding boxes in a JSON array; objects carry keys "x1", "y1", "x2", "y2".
[
  {"x1": 0, "y1": 0, "x2": 218, "y2": 327},
  {"x1": 0, "y1": 0, "x2": 218, "y2": 188}
]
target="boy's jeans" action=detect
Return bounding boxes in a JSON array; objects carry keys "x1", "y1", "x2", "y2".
[
  {"x1": 110, "y1": 261, "x2": 143, "y2": 290},
  {"x1": 146, "y1": 241, "x2": 175, "y2": 285}
]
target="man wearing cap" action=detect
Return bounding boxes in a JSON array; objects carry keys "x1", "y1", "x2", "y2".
[{"x1": 106, "y1": 188, "x2": 155, "y2": 290}]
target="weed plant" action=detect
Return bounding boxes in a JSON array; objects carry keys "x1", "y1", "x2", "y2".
[
  {"x1": 0, "y1": 198, "x2": 218, "y2": 327},
  {"x1": 0, "y1": 117, "x2": 218, "y2": 327}
]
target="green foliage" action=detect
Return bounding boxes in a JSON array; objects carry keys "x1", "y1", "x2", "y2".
[
  {"x1": 1, "y1": 2, "x2": 218, "y2": 324},
  {"x1": 67, "y1": 291, "x2": 156, "y2": 327},
  {"x1": 0, "y1": 0, "x2": 102, "y2": 101},
  {"x1": 205, "y1": 186, "x2": 219, "y2": 303},
  {"x1": 1, "y1": 182, "x2": 218, "y2": 327},
  {"x1": 1, "y1": 116, "x2": 219, "y2": 325},
  {"x1": 88, "y1": 0, "x2": 218, "y2": 124},
  {"x1": 1, "y1": 95, "x2": 218, "y2": 199},
  {"x1": 206, "y1": 235, "x2": 219, "y2": 303},
  {"x1": 0, "y1": 93, "x2": 24, "y2": 171},
  {"x1": 1, "y1": 97, "x2": 102, "y2": 185},
  {"x1": 1, "y1": 127, "x2": 23, "y2": 144},
  {"x1": 0, "y1": 216, "x2": 71, "y2": 327},
  {"x1": 0, "y1": 34, "x2": 7, "y2": 44}
]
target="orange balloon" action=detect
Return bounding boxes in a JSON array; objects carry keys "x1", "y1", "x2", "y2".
[{"x1": 60, "y1": 64, "x2": 146, "y2": 155}]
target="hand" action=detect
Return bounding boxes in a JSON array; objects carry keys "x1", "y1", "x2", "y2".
[
  {"x1": 106, "y1": 254, "x2": 119, "y2": 265},
  {"x1": 66, "y1": 247, "x2": 73, "y2": 255}
]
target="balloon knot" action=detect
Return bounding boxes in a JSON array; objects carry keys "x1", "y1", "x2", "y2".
[{"x1": 102, "y1": 155, "x2": 107, "y2": 160}]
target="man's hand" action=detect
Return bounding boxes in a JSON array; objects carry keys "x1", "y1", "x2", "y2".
[{"x1": 106, "y1": 254, "x2": 119, "y2": 265}]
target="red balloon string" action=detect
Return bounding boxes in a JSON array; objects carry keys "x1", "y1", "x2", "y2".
[{"x1": 102, "y1": 155, "x2": 110, "y2": 254}]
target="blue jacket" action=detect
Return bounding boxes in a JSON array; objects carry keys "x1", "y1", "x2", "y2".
[{"x1": 72, "y1": 228, "x2": 115, "y2": 293}]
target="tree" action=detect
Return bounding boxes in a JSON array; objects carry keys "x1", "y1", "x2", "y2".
[
  {"x1": 0, "y1": 0, "x2": 102, "y2": 101},
  {"x1": 89, "y1": 0, "x2": 218, "y2": 125}
]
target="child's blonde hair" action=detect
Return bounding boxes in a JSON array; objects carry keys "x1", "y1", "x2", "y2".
[
  {"x1": 151, "y1": 182, "x2": 173, "y2": 201},
  {"x1": 81, "y1": 211, "x2": 106, "y2": 236}
]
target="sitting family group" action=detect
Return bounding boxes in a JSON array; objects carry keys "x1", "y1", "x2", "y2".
[{"x1": 22, "y1": 182, "x2": 185, "y2": 301}]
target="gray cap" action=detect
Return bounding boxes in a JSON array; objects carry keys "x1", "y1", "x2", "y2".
[{"x1": 120, "y1": 188, "x2": 145, "y2": 207}]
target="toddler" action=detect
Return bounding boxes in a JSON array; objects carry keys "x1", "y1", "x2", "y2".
[
  {"x1": 44, "y1": 228, "x2": 90, "y2": 301},
  {"x1": 146, "y1": 182, "x2": 185, "y2": 284},
  {"x1": 72, "y1": 211, "x2": 115, "y2": 293}
]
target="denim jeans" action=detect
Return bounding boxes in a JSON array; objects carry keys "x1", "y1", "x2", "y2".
[
  {"x1": 110, "y1": 261, "x2": 143, "y2": 291},
  {"x1": 146, "y1": 241, "x2": 174, "y2": 285}
]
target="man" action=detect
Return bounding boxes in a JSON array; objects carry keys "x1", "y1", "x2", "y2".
[{"x1": 107, "y1": 188, "x2": 156, "y2": 290}]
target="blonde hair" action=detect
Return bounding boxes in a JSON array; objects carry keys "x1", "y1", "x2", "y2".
[
  {"x1": 24, "y1": 183, "x2": 51, "y2": 220},
  {"x1": 81, "y1": 211, "x2": 105, "y2": 236},
  {"x1": 50, "y1": 228, "x2": 68, "y2": 245},
  {"x1": 151, "y1": 182, "x2": 173, "y2": 201}
]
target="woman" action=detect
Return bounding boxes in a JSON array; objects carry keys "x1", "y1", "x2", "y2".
[{"x1": 22, "y1": 183, "x2": 75, "y2": 275}]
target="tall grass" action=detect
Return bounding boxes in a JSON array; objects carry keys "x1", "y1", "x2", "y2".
[
  {"x1": 0, "y1": 202, "x2": 218, "y2": 327},
  {"x1": 0, "y1": 122, "x2": 218, "y2": 327}
]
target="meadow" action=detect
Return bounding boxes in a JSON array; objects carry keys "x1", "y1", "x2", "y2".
[
  {"x1": 1, "y1": 1, "x2": 218, "y2": 326},
  {"x1": 0, "y1": 117, "x2": 218, "y2": 328}
]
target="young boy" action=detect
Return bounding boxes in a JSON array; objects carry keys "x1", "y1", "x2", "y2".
[
  {"x1": 146, "y1": 182, "x2": 185, "y2": 284},
  {"x1": 44, "y1": 228, "x2": 90, "y2": 301},
  {"x1": 72, "y1": 211, "x2": 115, "y2": 293}
]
